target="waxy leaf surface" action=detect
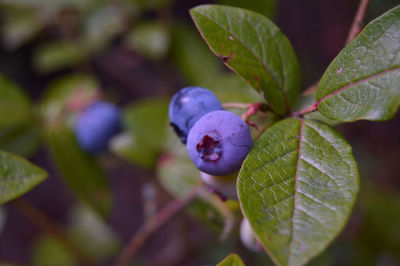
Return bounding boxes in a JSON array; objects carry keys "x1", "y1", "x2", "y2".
[
  {"x1": 0, "y1": 150, "x2": 47, "y2": 204},
  {"x1": 238, "y1": 118, "x2": 359, "y2": 266},
  {"x1": 190, "y1": 5, "x2": 300, "y2": 114},
  {"x1": 316, "y1": 5, "x2": 400, "y2": 121}
]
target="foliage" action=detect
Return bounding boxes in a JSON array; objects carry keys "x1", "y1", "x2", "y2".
[{"x1": 0, "y1": 0, "x2": 399, "y2": 265}]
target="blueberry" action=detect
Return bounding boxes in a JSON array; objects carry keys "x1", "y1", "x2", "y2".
[
  {"x1": 74, "y1": 101, "x2": 121, "y2": 153},
  {"x1": 169, "y1": 87, "x2": 223, "y2": 144},
  {"x1": 186, "y1": 110, "x2": 252, "y2": 176}
]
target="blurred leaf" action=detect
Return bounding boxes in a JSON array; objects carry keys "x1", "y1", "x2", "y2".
[
  {"x1": 316, "y1": 5, "x2": 400, "y2": 122},
  {"x1": 0, "y1": 150, "x2": 47, "y2": 204},
  {"x1": 204, "y1": 72, "x2": 264, "y2": 103},
  {"x1": 39, "y1": 74, "x2": 98, "y2": 124},
  {"x1": 111, "y1": 98, "x2": 169, "y2": 168},
  {"x1": 238, "y1": 118, "x2": 359, "y2": 266},
  {"x1": 83, "y1": 5, "x2": 124, "y2": 53},
  {"x1": 0, "y1": 6, "x2": 44, "y2": 50},
  {"x1": 68, "y1": 204, "x2": 120, "y2": 258},
  {"x1": 190, "y1": 5, "x2": 301, "y2": 115},
  {"x1": 0, "y1": 73, "x2": 31, "y2": 128},
  {"x1": 32, "y1": 234, "x2": 77, "y2": 266},
  {"x1": 355, "y1": 186, "x2": 400, "y2": 264},
  {"x1": 33, "y1": 41, "x2": 86, "y2": 73},
  {"x1": 45, "y1": 124, "x2": 111, "y2": 218},
  {"x1": 218, "y1": 0, "x2": 278, "y2": 19},
  {"x1": 217, "y1": 253, "x2": 245, "y2": 266},
  {"x1": 125, "y1": 22, "x2": 170, "y2": 60},
  {"x1": 0, "y1": 122, "x2": 40, "y2": 157},
  {"x1": 157, "y1": 151, "x2": 199, "y2": 198},
  {"x1": 171, "y1": 23, "x2": 221, "y2": 86}
]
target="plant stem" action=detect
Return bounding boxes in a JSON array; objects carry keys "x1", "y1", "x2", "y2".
[
  {"x1": 292, "y1": 102, "x2": 319, "y2": 117},
  {"x1": 11, "y1": 198, "x2": 99, "y2": 266},
  {"x1": 346, "y1": 0, "x2": 371, "y2": 44},
  {"x1": 222, "y1": 102, "x2": 250, "y2": 109},
  {"x1": 112, "y1": 185, "x2": 200, "y2": 266}
]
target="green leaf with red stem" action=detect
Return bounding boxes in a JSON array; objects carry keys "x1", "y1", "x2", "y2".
[
  {"x1": 316, "y1": 5, "x2": 400, "y2": 122},
  {"x1": 190, "y1": 5, "x2": 301, "y2": 115}
]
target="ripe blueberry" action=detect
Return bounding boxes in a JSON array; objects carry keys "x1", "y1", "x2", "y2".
[
  {"x1": 186, "y1": 110, "x2": 252, "y2": 176},
  {"x1": 74, "y1": 101, "x2": 121, "y2": 153},
  {"x1": 169, "y1": 87, "x2": 223, "y2": 144}
]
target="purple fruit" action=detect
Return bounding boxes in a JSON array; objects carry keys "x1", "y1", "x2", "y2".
[
  {"x1": 74, "y1": 101, "x2": 121, "y2": 153},
  {"x1": 186, "y1": 110, "x2": 252, "y2": 176},
  {"x1": 169, "y1": 87, "x2": 223, "y2": 144}
]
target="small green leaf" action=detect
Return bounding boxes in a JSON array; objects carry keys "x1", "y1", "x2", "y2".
[
  {"x1": 0, "y1": 6, "x2": 44, "y2": 50},
  {"x1": 0, "y1": 122, "x2": 40, "y2": 157},
  {"x1": 238, "y1": 118, "x2": 359, "y2": 266},
  {"x1": 171, "y1": 23, "x2": 221, "y2": 86},
  {"x1": 33, "y1": 41, "x2": 86, "y2": 73},
  {"x1": 125, "y1": 22, "x2": 170, "y2": 60},
  {"x1": 0, "y1": 73, "x2": 31, "y2": 128},
  {"x1": 316, "y1": 5, "x2": 400, "y2": 122},
  {"x1": 190, "y1": 5, "x2": 300, "y2": 114},
  {"x1": 111, "y1": 99, "x2": 169, "y2": 168},
  {"x1": 45, "y1": 125, "x2": 111, "y2": 218},
  {"x1": 39, "y1": 74, "x2": 98, "y2": 125},
  {"x1": 217, "y1": 253, "x2": 245, "y2": 266},
  {"x1": 0, "y1": 150, "x2": 47, "y2": 204}
]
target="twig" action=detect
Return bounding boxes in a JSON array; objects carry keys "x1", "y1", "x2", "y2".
[
  {"x1": 11, "y1": 199, "x2": 99, "y2": 266},
  {"x1": 292, "y1": 102, "x2": 319, "y2": 117},
  {"x1": 112, "y1": 185, "x2": 200, "y2": 266},
  {"x1": 346, "y1": 0, "x2": 371, "y2": 44},
  {"x1": 222, "y1": 102, "x2": 250, "y2": 109}
]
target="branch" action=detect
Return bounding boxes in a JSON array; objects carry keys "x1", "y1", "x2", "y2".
[
  {"x1": 292, "y1": 102, "x2": 319, "y2": 117},
  {"x1": 346, "y1": 0, "x2": 370, "y2": 44},
  {"x1": 112, "y1": 185, "x2": 200, "y2": 266},
  {"x1": 11, "y1": 199, "x2": 99, "y2": 266}
]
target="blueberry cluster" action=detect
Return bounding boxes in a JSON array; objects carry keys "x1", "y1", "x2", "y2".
[
  {"x1": 74, "y1": 101, "x2": 122, "y2": 153},
  {"x1": 169, "y1": 87, "x2": 252, "y2": 176}
]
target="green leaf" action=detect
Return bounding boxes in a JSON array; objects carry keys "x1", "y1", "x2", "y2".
[
  {"x1": 171, "y1": 23, "x2": 221, "y2": 85},
  {"x1": 0, "y1": 73, "x2": 31, "y2": 128},
  {"x1": 316, "y1": 5, "x2": 400, "y2": 122},
  {"x1": 238, "y1": 118, "x2": 359, "y2": 266},
  {"x1": 110, "y1": 99, "x2": 169, "y2": 168},
  {"x1": 45, "y1": 124, "x2": 111, "y2": 218},
  {"x1": 125, "y1": 22, "x2": 170, "y2": 60},
  {"x1": 0, "y1": 6, "x2": 44, "y2": 50},
  {"x1": 218, "y1": 0, "x2": 278, "y2": 19},
  {"x1": 217, "y1": 253, "x2": 245, "y2": 266},
  {"x1": 0, "y1": 122, "x2": 40, "y2": 157},
  {"x1": 0, "y1": 150, "x2": 47, "y2": 204},
  {"x1": 39, "y1": 74, "x2": 98, "y2": 125},
  {"x1": 33, "y1": 41, "x2": 86, "y2": 73},
  {"x1": 190, "y1": 5, "x2": 301, "y2": 115}
]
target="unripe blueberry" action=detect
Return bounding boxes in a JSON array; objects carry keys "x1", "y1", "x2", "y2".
[
  {"x1": 200, "y1": 172, "x2": 238, "y2": 200},
  {"x1": 169, "y1": 87, "x2": 223, "y2": 144},
  {"x1": 186, "y1": 110, "x2": 252, "y2": 176},
  {"x1": 74, "y1": 101, "x2": 121, "y2": 153},
  {"x1": 240, "y1": 218, "x2": 263, "y2": 252}
]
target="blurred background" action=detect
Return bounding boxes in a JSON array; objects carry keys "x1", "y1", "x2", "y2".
[{"x1": 0, "y1": 0, "x2": 399, "y2": 265}]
